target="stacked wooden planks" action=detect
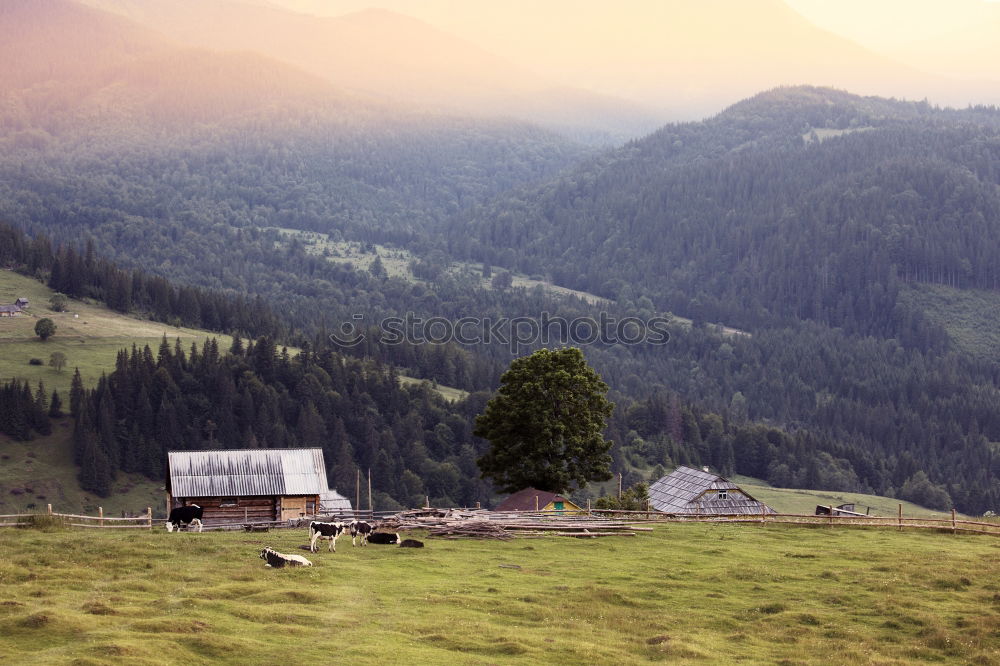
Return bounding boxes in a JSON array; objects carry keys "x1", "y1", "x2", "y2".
[{"x1": 379, "y1": 508, "x2": 650, "y2": 539}]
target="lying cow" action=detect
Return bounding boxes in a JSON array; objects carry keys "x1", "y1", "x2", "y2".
[
  {"x1": 166, "y1": 504, "x2": 203, "y2": 532},
  {"x1": 309, "y1": 520, "x2": 346, "y2": 552},
  {"x1": 399, "y1": 538, "x2": 424, "y2": 548},
  {"x1": 349, "y1": 520, "x2": 372, "y2": 546},
  {"x1": 367, "y1": 532, "x2": 401, "y2": 545},
  {"x1": 260, "y1": 547, "x2": 312, "y2": 567}
]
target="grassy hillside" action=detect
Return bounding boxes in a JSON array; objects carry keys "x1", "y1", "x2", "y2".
[
  {"x1": 0, "y1": 422, "x2": 162, "y2": 517},
  {"x1": 732, "y1": 475, "x2": 959, "y2": 520},
  {"x1": 0, "y1": 270, "x2": 232, "y2": 395},
  {"x1": 2, "y1": 524, "x2": 998, "y2": 664},
  {"x1": 900, "y1": 283, "x2": 1000, "y2": 364}
]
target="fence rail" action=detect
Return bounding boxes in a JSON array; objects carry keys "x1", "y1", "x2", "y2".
[
  {"x1": 586, "y1": 506, "x2": 1000, "y2": 537},
  {"x1": 4, "y1": 503, "x2": 998, "y2": 537}
]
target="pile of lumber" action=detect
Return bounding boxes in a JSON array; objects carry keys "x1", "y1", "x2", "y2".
[
  {"x1": 428, "y1": 520, "x2": 514, "y2": 540},
  {"x1": 380, "y1": 508, "x2": 649, "y2": 540}
]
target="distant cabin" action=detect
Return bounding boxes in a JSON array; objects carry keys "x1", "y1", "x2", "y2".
[
  {"x1": 166, "y1": 448, "x2": 351, "y2": 525},
  {"x1": 0, "y1": 304, "x2": 21, "y2": 317},
  {"x1": 14, "y1": 297, "x2": 28, "y2": 308},
  {"x1": 649, "y1": 466, "x2": 775, "y2": 516},
  {"x1": 495, "y1": 487, "x2": 585, "y2": 514}
]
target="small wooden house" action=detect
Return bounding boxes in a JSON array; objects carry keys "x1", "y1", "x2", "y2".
[
  {"x1": 496, "y1": 487, "x2": 585, "y2": 514},
  {"x1": 649, "y1": 466, "x2": 775, "y2": 516},
  {"x1": 166, "y1": 448, "x2": 343, "y2": 524},
  {"x1": 0, "y1": 304, "x2": 22, "y2": 317},
  {"x1": 14, "y1": 297, "x2": 28, "y2": 309}
]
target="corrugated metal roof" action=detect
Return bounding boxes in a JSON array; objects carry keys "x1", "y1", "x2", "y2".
[
  {"x1": 168, "y1": 448, "x2": 328, "y2": 498},
  {"x1": 320, "y1": 489, "x2": 353, "y2": 513},
  {"x1": 649, "y1": 466, "x2": 774, "y2": 515}
]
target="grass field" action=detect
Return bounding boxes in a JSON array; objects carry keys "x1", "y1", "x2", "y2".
[
  {"x1": 1, "y1": 524, "x2": 999, "y2": 664},
  {"x1": 0, "y1": 420, "x2": 163, "y2": 517},
  {"x1": 0, "y1": 270, "x2": 232, "y2": 395},
  {"x1": 900, "y1": 283, "x2": 1000, "y2": 364},
  {"x1": 731, "y1": 475, "x2": 958, "y2": 520},
  {"x1": 270, "y1": 228, "x2": 611, "y2": 306}
]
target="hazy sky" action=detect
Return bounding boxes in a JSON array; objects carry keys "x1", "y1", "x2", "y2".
[
  {"x1": 272, "y1": 0, "x2": 1000, "y2": 82},
  {"x1": 259, "y1": 0, "x2": 998, "y2": 112}
]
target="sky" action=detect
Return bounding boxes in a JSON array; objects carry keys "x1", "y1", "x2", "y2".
[{"x1": 261, "y1": 0, "x2": 999, "y2": 111}]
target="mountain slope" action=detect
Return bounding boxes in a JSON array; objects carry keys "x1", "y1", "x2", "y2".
[{"x1": 77, "y1": 0, "x2": 662, "y2": 142}]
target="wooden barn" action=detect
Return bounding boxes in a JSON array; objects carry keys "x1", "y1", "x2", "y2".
[
  {"x1": 496, "y1": 487, "x2": 585, "y2": 514},
  {"x1": 166, "y1": 448, "x2": 342, "y2": 525},
  {"x1": 649, "y1": 466, "x2": 775, "y2": 515}
]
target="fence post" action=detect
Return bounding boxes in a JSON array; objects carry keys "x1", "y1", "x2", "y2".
[
  {"x1": 99, "y1": 506, "x2": 103, "y2": 527},
  {"x1": 146, "y1": 507, "x2": 152, "y2": 530},
  {"x1": 898, "y1": 504, "x2": 902, "y2": 531},
  {"x1": 587, "y1": 498, "x2": 591, "y2": 516},
  {"x1": 47, "y1": 503, "x2": 52, "y2": 515},
  {"x1": 952, "y1": 508, "x2": 956, "y2": 535}
]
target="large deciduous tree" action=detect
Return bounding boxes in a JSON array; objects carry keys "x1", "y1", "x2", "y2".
[
  {"x1": 34, "y1": 318, "x2": 56, "y2": 341},
  {"x1": 475, "y1": 347, "x2": 614, "y2": 494}
]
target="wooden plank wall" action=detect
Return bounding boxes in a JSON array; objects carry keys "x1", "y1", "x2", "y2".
[{"x1": 184, "y1": 497, "x2": 277, "y2": 524}]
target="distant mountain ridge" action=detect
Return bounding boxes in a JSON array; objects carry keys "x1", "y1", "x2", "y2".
[{"x1": 76, "y1": 0, "x2": 662, "y2": 143}]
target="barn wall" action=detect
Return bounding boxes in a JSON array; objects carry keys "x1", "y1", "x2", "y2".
[
  {"x1": 278, "y1": 495, "x2": 319, "y2": 521},
  {"x1": 175, "y1": 497, "x2": 278, "y2": 524},
  {"x1": 541, "y1": 500, "x2": 586, "y2": 516}
]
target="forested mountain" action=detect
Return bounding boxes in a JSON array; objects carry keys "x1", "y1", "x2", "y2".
[
  {"x1": 3, "y1": 5, "x2": 1000, "y2": 515},
  {"x1": 456, "y1": 87, "x2": 1000, "y2": 340}
]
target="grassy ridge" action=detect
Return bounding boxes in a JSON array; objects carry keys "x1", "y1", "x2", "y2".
[
  {"x1": 900, "y1": 283, "x2": 1000, "y2": 364},
  {"x1": 1, "y1": 525, "x2": 999, "y2": 664},
  {"x1": 0, "y1": 270, "x2": 232, "y2": 395},
  {"x1": 0, "y1": 420, "x2": 163, "y2": 517},
  {"x1": 732, "y1": 475, "x2": 957, "y2": 519}
]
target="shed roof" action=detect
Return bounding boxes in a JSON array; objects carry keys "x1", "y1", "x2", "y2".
[
  {"x1": 168, "y1": 448, "x2": 328, "y2": 498},
  {"x1": 496, "y1": 487, "x2": 575, "y2": 512},
  {"x1": 0, "y1": 304, "x2": 22, "y2": 313},
  {"x1": 649, "y1": 466, "x2": 774, "y2": 515},
  {"x1": 320, "y1": 488, "x2": 353, "y2": 514}
]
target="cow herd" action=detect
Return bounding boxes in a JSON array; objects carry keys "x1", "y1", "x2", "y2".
[{"x1": 164, "y1": 511, "x2": 422, "y2": 567}]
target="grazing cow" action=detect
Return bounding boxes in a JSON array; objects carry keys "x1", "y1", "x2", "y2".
[
  {"x1": 399, "y1": 538, "x2": 424, "y2": 548},
  {"x1": 349, "y1": 520, "x2": 373, "y2": 546},
  {"x1": 309, "y1": 520, "x2": 346, "y2": 552},
  {"x1": 367, "y1": 532, "x2": 401, "y2": 545},
  {"x1": 166, "y1": 505, "x2": 203, "y2": 532},
  {"x1": 259, "y1": 547, "x2": 312, "y2": 568}
]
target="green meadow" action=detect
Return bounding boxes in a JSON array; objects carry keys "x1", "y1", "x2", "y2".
[
  {"x1": 0, "y1": 270, "x2": 231, "y2": 396},
  {"x1": 1, "y1": 524, "x2": 999, "y2": 665}
]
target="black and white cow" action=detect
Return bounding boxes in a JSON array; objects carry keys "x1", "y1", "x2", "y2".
[
  {"x1": 309, "y1": 520, "x2": 346, "y2": 552},
  {"x1": 367, "y1": 532, "x2": 400, "y2": 545},
  {"x1": 166, "y1": 504, "x2": 203, "y2": 532},
  {"x1": 349, "y1": 520, "x2": 373, "y2": 546},
  {"x1": 260, "y1": 547, "x2": 312, "y2": 567}
]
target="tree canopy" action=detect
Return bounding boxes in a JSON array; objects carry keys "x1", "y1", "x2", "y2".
[
  {"x1": 475, "y1": 347, "x2": 614, "y2": 494},
  {"x1": 34, "y1": 318, "x2": 56, "y2": 341}
]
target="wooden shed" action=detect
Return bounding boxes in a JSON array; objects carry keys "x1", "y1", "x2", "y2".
[
  {"x1": 166, "y1": 448, "x2": 337, "y2": 525},
  {"x1": 496, "y1": 487, "x2": 585, "y2": 514},
  {"x1": 649, "y1": 466, "x2": 775, "y2": 515}
]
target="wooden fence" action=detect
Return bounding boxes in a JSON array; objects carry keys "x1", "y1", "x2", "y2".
[
  {"x1": 0, "y1": 505, "x2": 397, "y2": 531},
  {"x1": 4, "y1": 503, "x2": 998, "y2": 538},
  {"x1": 588, "y1": 505, "x2": 1000, "y2": 537},
  {"x1": 0, "y1": 504, "x2": 153, "y2": 529}
]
